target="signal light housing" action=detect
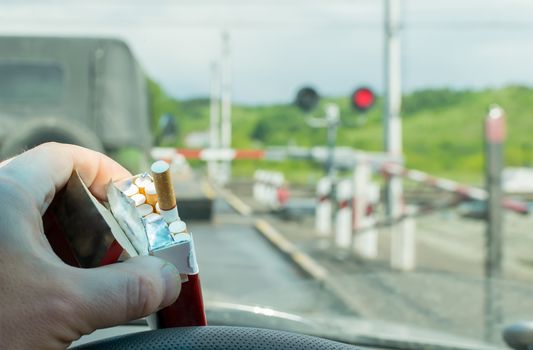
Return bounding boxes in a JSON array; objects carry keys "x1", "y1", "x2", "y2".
[
  {"x1": 295, "y1": 86, "x2": 320, "y2": 113},
  {"x1": 351, "y1": 87, "x2": 375, "y2": 112}
]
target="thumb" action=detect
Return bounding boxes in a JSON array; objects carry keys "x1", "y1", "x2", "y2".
[{"x1": 71, "y1": 256, "x2": 181, "y2": 331}]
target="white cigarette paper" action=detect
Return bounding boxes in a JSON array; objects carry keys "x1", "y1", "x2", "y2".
[{"x1": 137, "y1": 203, "x2": 153, "y2": 217}]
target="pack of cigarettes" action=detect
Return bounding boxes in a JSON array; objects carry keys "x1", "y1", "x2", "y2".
[{"x1": 43, "y1": 160, "x2": 207, "y2": 328}]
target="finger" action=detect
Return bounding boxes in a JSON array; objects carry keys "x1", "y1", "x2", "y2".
[
  {"x1": 70, "y1": 256, "x2": 181, "y2": 331},
  {"x1": 0, "y1": 142, "x2": 131, "y2": 214}
]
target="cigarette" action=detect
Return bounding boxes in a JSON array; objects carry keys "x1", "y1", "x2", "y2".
[
  {"x1": 134, "y1": 176, "x2": 153, "y2": 195},
  {"x1": 145, "y1": 213, "x2": 163, "y2": 222},
  {"x1": 123, "y1": 183, "x2": 139, "y2": 197},
  {"x1": 131, "y1": 194, "x2": 146, "y2": 206},
  {"x1": 169, "y1": 220, "x2": 187, "y2": 235},
  {"x1": 137, "y1": 203, "x2": 153, "y2": 217},
  {"x1": 145, "y1": 183, "x2": 158, "y2": 207},
  {"x1": 151, "y1": 160, "x2": 179, "y2": 223},
  {"x1": 173, "y1": 233, "x2": 190, "y2": 243}
]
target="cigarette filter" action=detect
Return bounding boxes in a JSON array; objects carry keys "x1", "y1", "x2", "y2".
[
  {"x1": 123, "y1": 183, "x2": 139, "y2": 197},
  {"x1": 151, "y1": 161, "x2": 176, "y2": 210},
  {"x1": 151, "y1": 161, "x2": 180, "y2": 223},
  {"x1": 145, "y1": 183, "x2": 158, "y2": 207},
  {"x1": 145, "y1": 213, "x2": 163, "y2": 221},
  {"x1": 131, "y1": 193, "x2": 146, "y2": 206},
  {"x1": 169, "y1": 220, "x2": 187, "y2": 234},
  {"x1": 134, "y1": 175, "x2": 153, "y2": 195}
]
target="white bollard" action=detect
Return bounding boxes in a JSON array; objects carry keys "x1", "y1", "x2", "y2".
[
  {"x1": 263, "y1": 171, "x2": 271, "y2": 206},
  {"x1": 271, "y1": 172, "x2": 285, "y2": 210},
  {"x1": 266, "y1": 171, "x2": 277, "y2": 209},
  {"x1": 257, "y1": 171, "x2": 266, "y2": 204},
  {"x1": 253, "y1": 170, "x2": 261, "y2": 201},
  {"x1": 352, "y1": 160, "x2": 372, "y2": 256},
  {"x1": 352, "y1": 158, "x2": 370, "y2": 231},
  {"x1": 390, "y1": 205, "x2": 417, "y2": 271},
  {"x1": 335, "y1": 179, "x2": 353, "y2": 249},
  {"x1": 354, "y1": 182, "x2": 379, "y2": 259},
  {"x1": 207, "y1": 160, "x2": 218, "y2": 180},
  {"x1": 315, "y1": 177, "x2": 333, "y2": 237}
]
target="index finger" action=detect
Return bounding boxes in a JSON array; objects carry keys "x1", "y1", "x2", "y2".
[{"x1": 0, "y1": 142, "x2": 131, "y2": 214}]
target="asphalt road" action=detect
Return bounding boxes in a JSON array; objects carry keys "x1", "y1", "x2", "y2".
[
  {"x1": 190, "y1": 199, "x2": 348, "y2": 315},
  {"x1": 224, "y1": 182, "x2": 533, "y2": 344}
]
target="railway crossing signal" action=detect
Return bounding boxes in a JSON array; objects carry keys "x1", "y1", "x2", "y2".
[
  {"x1": 295, "y1": 86, "x2": 319, "y2": 113},
  {"x1": 351, "y1": 87, "x2": 376, "y2": 112}
]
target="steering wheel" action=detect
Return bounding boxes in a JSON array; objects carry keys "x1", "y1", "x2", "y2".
[{"x1": 72, "y1": 326, "x2": 360, "y2": 350}]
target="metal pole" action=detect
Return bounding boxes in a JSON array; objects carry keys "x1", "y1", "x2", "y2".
[
  {"x1": 210, "y1": 62, "x2": 221, "y2": 149},
  {"x1": 209, "y1": 62, "x2": 221, "y2": 179},
  {"x1": 220, "y1": 31, "x2": 232, "y2": 184},
  {"x1": 325, "y1": 104, "x2": 340, "y2": 179},
  {"x1": 326, "y1": 125, "x2": 336, "y2": 177},
  {"x1": 484, "y1": 105, "x2": 505, "y2": 341},
  {"x1": 485, "y1": 105, "x2": 505, "y2": 283},
  {"x1": 383, "y1": 0, "x2": 403, "y2": 220}
]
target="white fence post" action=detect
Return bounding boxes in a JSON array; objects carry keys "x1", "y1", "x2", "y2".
[
  {"x1": 253, "y1": 170, "x2": 261, "y2": 201},
  {"x1": 271, "y1": 172, "x2": 284, "y2": 210},
  {"x1": 390, "y1": 205, "x2": 416, "y2": 271},
  {"x1": 354, "y1": 182, "x2": 379, "y2": 259},
  {"x1": 352, "y1": 159, "x2": 376, "y2": 257},
  {"x1": 258, "y1": 171, "x2": 267, "y2": 204},
  {"x1": 335, "y1": 179, "x2": 353, "y2": 249},
  {"x1": 315, "y1": 177, "x2": 333, "y2": 237}
]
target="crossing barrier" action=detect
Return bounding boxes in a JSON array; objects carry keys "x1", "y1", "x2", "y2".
[{"x1": 252, "y1": 169, "x2": 288, "y2": 210}]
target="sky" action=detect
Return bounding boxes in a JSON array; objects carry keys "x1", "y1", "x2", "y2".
[{"x1": 0, "y1": 0, "x2": 532, "y2": 104}]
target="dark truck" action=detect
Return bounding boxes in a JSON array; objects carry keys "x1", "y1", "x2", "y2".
[
  {"x1": 0, "y1": 36, "x2": 213, "y2": 220},
  {"x1": 0, "y1": 36, "x2": 151, "y2": 171}
]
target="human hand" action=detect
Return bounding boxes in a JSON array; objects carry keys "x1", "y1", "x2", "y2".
[{"x1": 0, "y1": 143, "x2": 181, "y2": 349}]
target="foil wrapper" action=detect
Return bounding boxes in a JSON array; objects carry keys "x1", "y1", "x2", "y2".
[
  {"x1": 144, "y1": 214, "x2": 175, "y2": 251},
  {"x1": 107, "y1": 177, "x2": 149, "y2": 255},
  {"x1": 107, "y1": 174, "x2": 175, "y2": 255}
]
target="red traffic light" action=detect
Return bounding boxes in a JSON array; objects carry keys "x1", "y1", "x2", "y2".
[{"x1": 351, "y1": 87, "x2": 375, "y2": 112}]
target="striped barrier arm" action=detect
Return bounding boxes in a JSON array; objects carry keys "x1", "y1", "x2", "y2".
[{"x1": 381, "y1": 163, "x2": 528, "y2": 215}]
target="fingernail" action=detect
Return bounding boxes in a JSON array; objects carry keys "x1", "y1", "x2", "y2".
[{"x1": 159, "y1": 263, "x2": 180, "y2": 308}]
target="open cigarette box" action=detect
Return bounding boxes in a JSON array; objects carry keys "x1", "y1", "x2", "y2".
[
  {"x1": 107, "y1": 172, "x2": 199, "y2": 280},
  {"x1": 43, "y1": 165, "x2": 207, "y2": 328}
]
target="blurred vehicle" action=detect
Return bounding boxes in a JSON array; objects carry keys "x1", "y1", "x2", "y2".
[
  {"x1": 458, "y1": 199, "x2": 487, "y2": 220},
  {"x1": 0, "y1": 36, "x2": 151, "y2": 172},
  {"x1": 504, "y1": 167, "x2": 533, "y2": 196}
]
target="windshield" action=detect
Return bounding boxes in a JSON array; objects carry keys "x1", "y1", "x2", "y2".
[
  {"x1": 2, "y1": 1, "x2": 533, "y2": 350},
  {"x1": 0, "y1": 62, "x2": 64, "y2": 104}
]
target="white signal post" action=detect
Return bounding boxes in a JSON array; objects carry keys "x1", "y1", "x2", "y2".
[
  {"x1": 220, "y1": 31, "x2": 232, "y2": 184},
  {"x1": 483, "y1": 105, "x2": 505, "y2": 341},
  {"x1": 208, "y1": 62, "x2": 221, "y2": 180},
  {"x1": 384, "y1": 0, "x2": 406, "y2": 270}
]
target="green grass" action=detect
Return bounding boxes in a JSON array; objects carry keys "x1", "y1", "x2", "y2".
[{"x1": 149, "y1": 82, "x2": 533, "y2": 185}]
